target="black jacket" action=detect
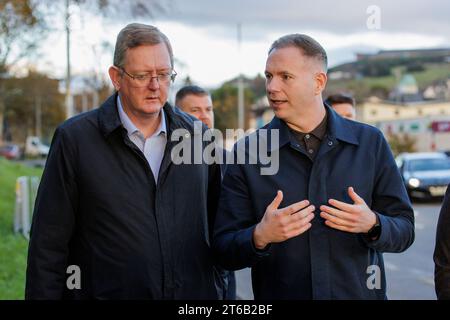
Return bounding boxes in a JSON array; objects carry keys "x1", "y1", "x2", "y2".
[
  {"x1": 26, "y1": 93, "x2": 221, "y2": 299},
  {"x1": 434, "y1": 185, "x2": 450, "y2": 300},
  {"x1": 213, "y1": 105, "x2": 415, "y2": 299}
]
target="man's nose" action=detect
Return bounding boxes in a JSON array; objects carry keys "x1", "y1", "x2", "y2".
[
  {"x1": 147, "y1": 76, "x2": 160, "y2": 89},
  {"x1": 199, "y1": 112, "x2": 211, "y2": 126},
  {"x1": 200, "y1": 112, "x2": 209, "y2": 122},
  {"x1": 266, "y1": 78, "x2": 280, "y2": 93}
]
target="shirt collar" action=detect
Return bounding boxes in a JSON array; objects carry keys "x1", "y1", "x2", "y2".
[
  {"x1": 288, "y1": 112, "x2": 328, "y2": 141},
  {"x1": 311, "y1": 112, "x2": 327, "y2": 140},
  {"x1": 117, "y1": 95, "x2": 166, "y2": 138},
  {"x1": 266, "y1": 103, "x2": 358, "y2": 152}
]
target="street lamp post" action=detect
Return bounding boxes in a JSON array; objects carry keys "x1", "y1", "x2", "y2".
[
  {"x1": 65, "y1": 0, "x2": 73, "y2": 119},
  {"x1": 237, "y1": 23, "x2": 244, "y2": 130}
]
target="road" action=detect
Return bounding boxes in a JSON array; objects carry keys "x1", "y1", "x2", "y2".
[{"x1": 235, "y1": 201, "x2": 442, "y2": 300}]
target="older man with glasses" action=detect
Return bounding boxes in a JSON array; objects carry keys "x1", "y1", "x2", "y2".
[{"x1": 25, "y1": 23, "x2": 222, "y2": 300}]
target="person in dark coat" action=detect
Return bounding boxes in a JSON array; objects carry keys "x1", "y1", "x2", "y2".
[
  {"x1": 213, "y1": 34, "x2": 415, "y2": 300},
  {"x1": 25, "y1": 23, "x2": 221, "y2": 300},
  {"x1": 175, "y1": 85, "x2": 236, "y2": 300},
  {"x1": 434, "y1": 185, "x2": 450, "y2": 299}
]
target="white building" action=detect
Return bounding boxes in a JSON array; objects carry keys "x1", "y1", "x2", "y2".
[{"x1": 358, "y1": 97, "x2": 450, "y2": 152}]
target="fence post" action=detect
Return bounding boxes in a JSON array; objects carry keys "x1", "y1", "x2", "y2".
[
  {"x1": 13, "y1": 178, "x2": 23, "y2": 234},
  {"x1": 13, "y1": 176, "x2": 38, "y2": 240}
]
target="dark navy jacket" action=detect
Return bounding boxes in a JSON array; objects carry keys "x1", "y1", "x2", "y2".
[
  {"x1": 434, "y1": 185, "x2": 450, "y2": 300},
  {"x1": 213, "y1": 105, "x2": 415, "y2": 300},
  {"x1": 26, "y1": 93, "x2": 221, "y2": 299}
]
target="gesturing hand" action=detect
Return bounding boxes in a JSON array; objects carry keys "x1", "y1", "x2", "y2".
[
  {"x1": 320, "y1": 187, "x2": 377, "y2": 234},
  {"x1": 253, "y1": 191, "x2": 315, "y2": 249}
]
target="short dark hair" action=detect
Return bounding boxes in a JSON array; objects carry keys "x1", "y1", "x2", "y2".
[
  {"x1": 113, "y1": 23, "x2": 173, "y2": 68},
  {"x1": 325, "y1": 93, "x2": 355, "y2": 107},
  {"x1": 269, "y1": 34, "x2": 328, "y2": 71},
  {"x1": 175, "y1": 85, "x2": 210, "y2": 106}
]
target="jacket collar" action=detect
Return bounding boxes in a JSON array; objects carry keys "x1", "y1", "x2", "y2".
[
  {"x1": 324, "y1": 102, "x2": 359, "y2": 146},
  {"x1": 265, "y1": 102, "x2": 359, "y2": 152},
  {"x1": 98, "y1": 93, "x2": 122, "y2": 137}
]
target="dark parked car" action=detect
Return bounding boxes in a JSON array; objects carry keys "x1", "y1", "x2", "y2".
[
  {"x1": 0, "y1": 144, "x2": 21, "y2": 160},
  {"x1": 396, "y1": 152, "x2": 450, "y2": 200}
]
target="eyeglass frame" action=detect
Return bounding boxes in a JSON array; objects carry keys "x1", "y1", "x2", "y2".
[{"x1": 115, "y1": 66, "x2": 177, "y2": 86}]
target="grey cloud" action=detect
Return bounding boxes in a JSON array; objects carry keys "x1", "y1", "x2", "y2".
[{"x1": 159, "y1": 0, "x2": 450, "y2": 42}]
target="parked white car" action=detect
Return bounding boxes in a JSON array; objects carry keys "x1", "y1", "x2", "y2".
[{"x1": 25, "y1": 136, "x2": 50, "y2": 158}]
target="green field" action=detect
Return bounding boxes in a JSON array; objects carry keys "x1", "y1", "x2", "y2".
[{"x1": 0, "y1": 158, "x2": 43, "y2": 299}]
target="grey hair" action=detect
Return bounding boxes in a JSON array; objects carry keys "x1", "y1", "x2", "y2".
[
  {"x1": 269, "y1": 34, "x2": 327, "y2": 71},
  {"x1": 113, "y1": 23, "x2": 174, "y2": 68}
]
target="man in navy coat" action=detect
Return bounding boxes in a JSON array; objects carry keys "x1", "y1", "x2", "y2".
[
  {"x1": 213, "y1": 34, "x2": 415, "y2": 299},
  {"x1": 26, "y1": 23, "x2": 220, "y2": 300}
]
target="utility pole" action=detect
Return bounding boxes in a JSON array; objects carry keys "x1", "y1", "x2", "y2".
[
  {"x1": 35, "y1": 95, "x2": 42, "y2": 138},
  {"x1": 65, "y1": 0, "x2": 73, "y2": 119},
  {"x1": 237, "y1": 23, "x2": 244, "y2": 130}
]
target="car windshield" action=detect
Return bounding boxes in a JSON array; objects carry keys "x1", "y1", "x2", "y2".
[{"x1": 409, "y1": 158, "x2": 450, "y2": 171}]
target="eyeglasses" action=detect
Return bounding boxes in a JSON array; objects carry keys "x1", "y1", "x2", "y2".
[{"x1": 118, "y1": 67, "x2": 177, "y2": 87}]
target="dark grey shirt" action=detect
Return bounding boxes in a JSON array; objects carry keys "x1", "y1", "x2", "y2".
[{"x1": 288, "y1": 112, "x2": 328, "y2": 161}]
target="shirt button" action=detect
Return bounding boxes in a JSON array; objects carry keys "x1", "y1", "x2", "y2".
[
  {"x1": 308, "y1": 149, "x2": 314, "y2": 154},
  {"x1": 305, "y1": 134, "x2": 310, "y2": 139},
  {"x1": 328, "y1": 141, "x2": 333, "y2": 146},
  {"x1": 185, "y1": 133, "x2": 190, "y2": 138}
]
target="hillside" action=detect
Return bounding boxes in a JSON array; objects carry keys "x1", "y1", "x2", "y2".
[{"x1": 326, "y1": 52, "x2": 450, "y2": 102}]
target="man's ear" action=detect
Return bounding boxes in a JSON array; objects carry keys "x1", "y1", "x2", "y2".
[
  {"x1": 314, "y1": 71, "x2": 327, "y2": 96},
  {"x1": 108, "y1": 66, "x2": 121, "y2": 91}
]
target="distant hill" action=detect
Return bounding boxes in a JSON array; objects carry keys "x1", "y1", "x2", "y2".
[{"x1": 325, "y1": 48, "x2": 450, "y2": 103}]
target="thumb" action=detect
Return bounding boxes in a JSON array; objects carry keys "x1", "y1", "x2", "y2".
[
  {"x1": 348, "y1": 187, "x2": 364, "y2": 204},
  {"x1": 268, "y1": 190, "x2": 283, "y2": 211}
]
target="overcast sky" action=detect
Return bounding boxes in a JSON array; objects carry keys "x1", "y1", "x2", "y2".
[{"x1": 29, "y1": 0, "x2": 450, "y2": 88}]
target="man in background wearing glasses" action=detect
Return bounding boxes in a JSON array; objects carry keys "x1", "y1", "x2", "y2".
[{"x1": 26, "y1": 23, "x2": 221, "y2": 300}]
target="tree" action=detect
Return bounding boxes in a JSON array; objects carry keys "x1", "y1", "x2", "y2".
[
  {"x1": 57, "y1": 0, "x2": 170, "y2": 118},
  {"x1": 0, "y1": 0, "x2": 47, "y2": 69},
  {"x1": 211, "y1": 81, "x2": 255, "y2": 134},
  {"x1": 387, "y1": 133, "x2": 417, "y2": 156},
  {"x1": 2, "y1": 70, "x2": 65, "y2": 145},
  {"x1": 0, "y1": 0, "x2": 169, "y2": 142},
  {"x1": 247, "y1": 73, "x2": 266, "y2": 99},
  {"x1": 0, "y1": 0, "x2": 48, "y2": 142}
]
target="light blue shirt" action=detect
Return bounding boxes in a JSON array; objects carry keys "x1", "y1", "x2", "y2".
[{"x1": 117, "y1": 95, "x2": 167, "y2": 183}]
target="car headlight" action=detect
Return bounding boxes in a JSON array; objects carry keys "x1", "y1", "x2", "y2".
[{"x1": 408, "y1": 178, "x2": 420, "y2": 188}]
